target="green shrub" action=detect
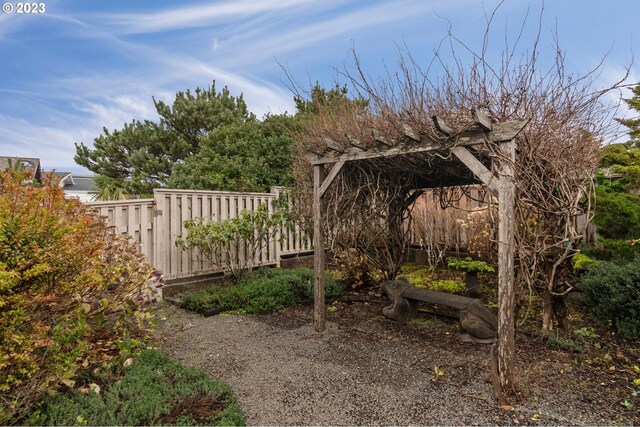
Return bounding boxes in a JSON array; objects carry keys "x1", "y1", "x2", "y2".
[
  {"x1": 574, "y1": 327, "x2": 599, "y2": 339},
  {"x1": 182, "y1": 268, "x2": 343, "y2": 315},
  {"x1": 593, "y1": 186, "x2": 640, "y2": 240},
  {"x1": 572, "y1": 252, "x2": 597, "y2": 271},
  {"x1": 580, "y1": 239, "x2": 640, "y2": 262},
  {"x1": 0, "y1": 171, "x2": 154, "y2": 423},
  {"x1": 547, "y1": 335, "x2": 585, "y2": 353},
  {"x1": 177, "y1": 202, "x2": 291, "y2": 278},
  {"x1": 580, "y1": 257, "x2": 640, "y2": 340},
  {"x1": 399, "y1": 264, "x2": 435, "y2": 288},
  {"x1": 27, "y1": 349, "x2": 245, "y2": 426}
]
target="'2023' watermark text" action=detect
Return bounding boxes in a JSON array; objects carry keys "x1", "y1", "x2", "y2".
[{"x1": 2, "y1": 3, "x2": 46, "y2": 13}]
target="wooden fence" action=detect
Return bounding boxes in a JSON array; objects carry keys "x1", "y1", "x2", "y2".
[
  {"x1": 89, "y1": 198, "x2": 156, "y2": 265},
  {"x1": 410, "y1": 186, "x2": 596, "y2": 254},
  {"x1": 88, "y1": 186, "x2": 594, "y2": 280},
  {"x1": 87, "y1": 188, "x2": 311, "y2": 281}
]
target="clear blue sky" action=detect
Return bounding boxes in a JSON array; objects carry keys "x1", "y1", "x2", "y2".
[{"x1": 0, "y1": 0, "x2": 638, "y2": 172}]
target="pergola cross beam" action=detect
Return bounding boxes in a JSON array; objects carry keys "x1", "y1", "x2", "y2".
[
  {"x1": 451, "y1": 146, "x2": 499, "y2": 193},
  {"x1": 319, "y1": 161, "x2": 345, "y2": 198}
]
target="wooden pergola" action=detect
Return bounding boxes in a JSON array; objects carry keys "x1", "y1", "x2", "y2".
[{"x1": 308, "y1": 110, "x2": 529, "y2": 392}]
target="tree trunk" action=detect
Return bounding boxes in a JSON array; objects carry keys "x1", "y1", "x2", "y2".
[
  {"x1": 553, "y1": 295, "x2": 569, "y2": 330},
  {"x1": 386, "y1": 194, "x2": 406, "y2": 280},
  {"x1": 542, "y1": 288, "x2": 570, "y2": 331},
  {"x1": 542, "y1": 288, "x2": 554, "y2": 332},
  {"x1": 541, "y1": 258, "x2": 570, "y2": 331}
]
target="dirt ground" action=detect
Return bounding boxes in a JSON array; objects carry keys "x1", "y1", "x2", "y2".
[{"x1": 157, "y1": 297, "x2": 639, "y2": 426}]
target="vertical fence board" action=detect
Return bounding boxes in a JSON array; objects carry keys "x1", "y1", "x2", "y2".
[
  {"x1": 169, "y1": 193, "x2": 179, "y2": 277},
  {"x1": 180, "y1": 194, "x2": 190, "y2": 274}
]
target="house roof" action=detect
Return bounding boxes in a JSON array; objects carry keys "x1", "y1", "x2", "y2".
[
  {"x1": 64, "y1": 175, "x2": 98, "y2": 192},
  {"x1": 0, "y1": 156, "x2": 42, "y2": 181},
  {"x1": 53, "y1": 171, "x2": 74, "y2": 186}
]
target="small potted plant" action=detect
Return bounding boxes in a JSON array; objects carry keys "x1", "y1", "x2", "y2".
[{"x1": 447, "y1": 257, "x2": 494, "y2": 298}]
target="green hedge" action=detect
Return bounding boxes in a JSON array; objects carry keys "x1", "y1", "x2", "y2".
[
  {"x1": 182, "y1": 268, "x2": 344, "y2": 315},
  {"x1": 27, "y1": 350, "x2": 245, "y2": 426},
  {"x1": 580, "y1": 257, "x2": 640, "y2": 340}
]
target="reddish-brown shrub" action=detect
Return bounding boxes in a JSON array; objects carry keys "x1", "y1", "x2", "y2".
[{"x1": 0, "y1": 170, "x2": 154, "y2": 423}]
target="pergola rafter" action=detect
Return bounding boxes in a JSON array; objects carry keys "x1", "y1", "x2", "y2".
[{"x1": 309, "y1": 111, "x2": 529, "y2": 393}]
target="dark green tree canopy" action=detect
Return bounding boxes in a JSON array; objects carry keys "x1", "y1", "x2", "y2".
[
  {"x1": 168, "y1": 115, "x2": 294, "y2": 192},
  {"x1": 75, "y1": 120, "x2": 175, "y2": 195},
  {"x1": 617, "y1": 84, "x2": 640, "y2": 145},
  {"x1": 293, "y1": 83, "x2": 368, "y2": 117},
  {"x1": 75, "y1": 81, "x2": 362, "y2": 195},
  {"x1": 153, "y1": 85, "x2": 254, "y2": 153},
  {"x1": 593, "y1": 83, "x2": 640, "y2": 240},
  {"x1": 75, "y1": 82, "x2": 253, "y2": 195},
  {"x1": 600, "y1": 83, "x2": 640, "y2": 190}
]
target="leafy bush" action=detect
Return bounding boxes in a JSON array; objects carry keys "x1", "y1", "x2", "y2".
[
  {"x1": 398, "y1": 264, "x2": 465, "y2": 294},
  {"x1": 593, "y1": 185, "x2": 640, "y2": 240},
  {"x1": 182, "y1": 268, "x2": 343, "y2": 315},
  {"x1": 574, "y1": 327, "x2": 599, "y2": 340},
  {"x1": 177, "y1": 202, "x2": 290, "y2": 278},
  {"x1": 571, "y1": 252, "x2": 596, "y2": 271},
  {"x1": 400, "y1": 264, "x2": 435, "y2": 288},
  {"x1": 580, "y1": 239, "x2": 640, "y2": 262},
  {"x1": 27, "y1": 349, "x2": 244, "y2": 426},
  {"x1": 547, "y1": 335, "x2": 585, "y2": 353},
  {"x1": 0, "y1": 171, "x2": 154, "y2": 423},
  {"x1": 332, "y1": 248, "x2": 381, "y2": 289},
  {"x1": 580, "y1": 257, "x2": 640, "y2": 339}
]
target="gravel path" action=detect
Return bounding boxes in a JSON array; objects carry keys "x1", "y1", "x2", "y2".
[{"x1": 157, "y1": 302, "x2": 631, "y2": 426}]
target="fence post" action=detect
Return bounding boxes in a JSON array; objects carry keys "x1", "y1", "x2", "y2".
[
  {"x1": 153, "y1": 189, "x2": 165, "y2": 276},
  {"x1": 271, "y1": 186, "x2": 283, "y2": 268}
]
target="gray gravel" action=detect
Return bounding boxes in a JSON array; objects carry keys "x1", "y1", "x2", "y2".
[{"x1": 157, "y1": 303, "x2": 630, "y2": 426}]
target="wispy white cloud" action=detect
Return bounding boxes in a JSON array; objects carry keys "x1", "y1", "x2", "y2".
[
  {"x1": 0, "y1": 0, "x2": 475, "y2": 169},
  {"x1": 0, "y1": 114, "x2": 94, "y2": 169},
  {"x1": 102, "y1": 0, "x2": 318, "y2": 35},
  {"x1": 4, "y1": 0, "x2": 634, "y2": 171},
  {"x1": 199, "y1": 0, "x2": 475, "y2": 71}
]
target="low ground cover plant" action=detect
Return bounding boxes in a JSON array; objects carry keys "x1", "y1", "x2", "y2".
[
  {"x1": 446, "y1": 257, "x2": 495, "y2": 273},
  {"x1": 398, "y1": 263, "x2": 466, "y2": 294},
  {"x1": 27, "y1": 349, "x2": 245, "y2": 426},
  {"x1": 0, "y1": 171, "x2": 155, "y2": 423},
  {"x1": 182, "y1": 267, "x2": 343, "y2": 315}
]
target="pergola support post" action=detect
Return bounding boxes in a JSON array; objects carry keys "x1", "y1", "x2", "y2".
[
  {"x1": 496, "y1": 138, "x2": 516, "y2": 395},
  {"x1": 313, "y1": 164, "x2": 326, "y2": 332}
]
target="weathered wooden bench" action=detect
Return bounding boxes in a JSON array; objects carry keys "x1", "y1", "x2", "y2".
[{"x1": 381, "y1": 278, "x2": 498, "y2": 343}]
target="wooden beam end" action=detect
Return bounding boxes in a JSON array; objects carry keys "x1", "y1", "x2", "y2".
[
  {"x1": 471, "y1": 108, "x2": 493, "y2": 131},
  {"x1": 432, "y1": 115, "x2": 453, "y2": 137}
]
